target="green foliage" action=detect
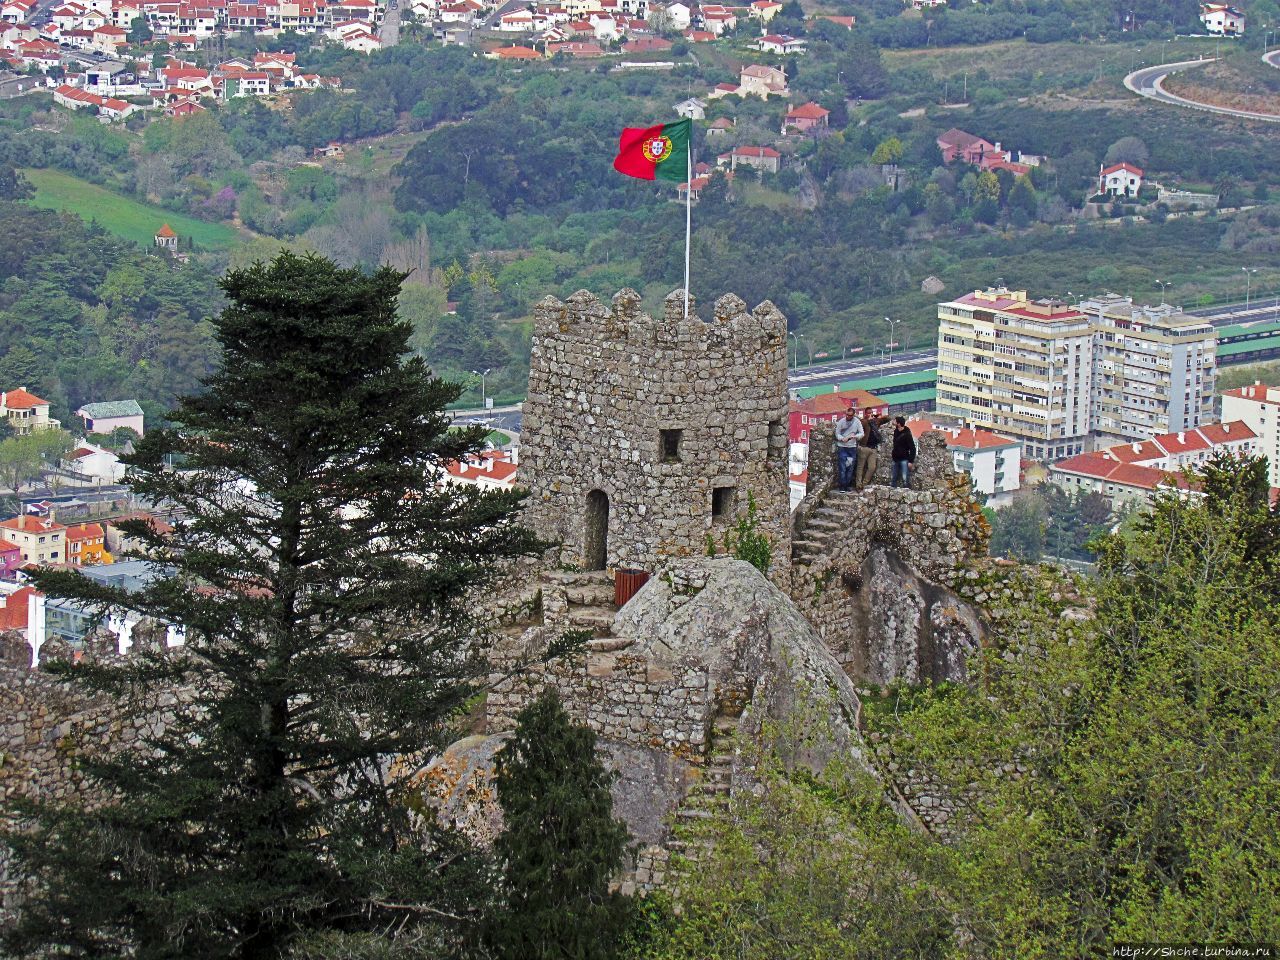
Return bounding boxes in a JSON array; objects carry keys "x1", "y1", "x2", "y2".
[
  {"x1": 3, "y1": 252, "x2": 537, "y2": 957},
  {"x1": 0, "y1": 428, "x2": 73, "y2": 493},
  {"x1": 885, "y1": 454, "x2": 1280, "y2": 954},
  {"x1": 485, "y1": 690, "x2": 633, "y2": 960},
  {"x1": 638, "y1": 710, "x2": 952, "y2": 960},
  {"x1": 722, "y1": 492, "x2": 772, "y2": 573}
]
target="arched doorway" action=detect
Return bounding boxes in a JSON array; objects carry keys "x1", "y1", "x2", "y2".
[{"x1": 584, "y1": 490, "x2": 609, "y2": 571}]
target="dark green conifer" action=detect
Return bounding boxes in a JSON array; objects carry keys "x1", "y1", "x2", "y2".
[
  {"x1": 485, "y1": 690, "x2": 633, "y2": 960},
  {"x1": 5, "y1": 252, "x2": 534, "y2": 958}
]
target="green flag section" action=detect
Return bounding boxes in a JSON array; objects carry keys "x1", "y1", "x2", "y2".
[{"x1": 613, "y1": 118, "x2": 691, "y2": 182}]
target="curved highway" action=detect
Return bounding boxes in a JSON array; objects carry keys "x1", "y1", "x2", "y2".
[{"x1": 1125, "y1": 58, "x2": 1280, "y2": 123}]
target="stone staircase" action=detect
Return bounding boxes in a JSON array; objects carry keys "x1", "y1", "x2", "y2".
[
  {"x1": 669, "y1": 714, "x2": 739, "y2": 859},
  {"x1": 791, "y1": 489, "x2": 854, "y2": 566},
  {"x1": 542, "y1": 569, "x2": 618, "y2": 638}
]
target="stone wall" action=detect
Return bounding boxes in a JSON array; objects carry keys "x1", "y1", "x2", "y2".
[
  {"x1": 520, "y1": 289, "x2": 791, "y2": 580},
  {"x1": 788, "y1": 423, "x2": 993, "y2": 685}
]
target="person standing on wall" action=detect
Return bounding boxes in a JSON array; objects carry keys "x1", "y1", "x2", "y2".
[
  {"x1": 854, "y1": 411, "x2": 885, "y2": 490},
  {"x1": 890, "y1": 416, "x2": 916, "y2": 489},
  {"x1": 834, "y1": 406, "x2": 863, "y2": 492}
]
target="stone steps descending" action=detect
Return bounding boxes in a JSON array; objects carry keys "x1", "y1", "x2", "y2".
[
  {"x1": 566, "y1": 604, "x2": 616, "y2": 638},
  {"x1": 566, "y1": 583, "x2": 615, "y2": 607}
]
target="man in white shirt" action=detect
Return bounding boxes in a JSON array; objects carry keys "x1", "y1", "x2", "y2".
[{"x1": 833, "y1": 406, "x2": 863, "y2": 492}]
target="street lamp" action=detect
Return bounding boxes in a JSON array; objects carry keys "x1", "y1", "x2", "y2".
[
  {"x1": 1243, "y1": 267, "x2": 1258, "y2": 310},
  {"x1": 885, "y1": 316, "x2": 902, "y2": 363},
  {"x1": 1155, "y1": 279, "x2": 1170, "y2": 305},
  {"x1": 787, "y1": 331, "x2": 800, "y2": 368},
  {"x1": 472, "y1": 368, "x2": 491, "y2": 411}
]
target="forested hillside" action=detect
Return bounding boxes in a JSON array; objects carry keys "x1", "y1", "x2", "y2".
[
  {"x1": 2, "y1": 1, "x2": 1279, "y2": 410},
  {"x1": 0, "y1": 193, "x2": 220, "y2": 425}
]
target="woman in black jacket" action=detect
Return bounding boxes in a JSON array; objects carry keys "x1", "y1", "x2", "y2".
[{"x1": 890, "y1": 416, "x2": 916, "y2": 488}]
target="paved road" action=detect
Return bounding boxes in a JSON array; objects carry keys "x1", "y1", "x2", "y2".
[
  {"x1": 379, "y1": 0, "x2": 401, "y2": 46},
  {"x1": 1125, "y1": 58, "x2": 1280, "y2": 123},
  {"x1": 1266, "y1": 50, "x2": 1280, "y2": 70}
]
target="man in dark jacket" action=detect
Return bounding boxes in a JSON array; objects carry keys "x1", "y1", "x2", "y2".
[{"x1": 890, "y1": 416, "x2": 916, "y2": 488}]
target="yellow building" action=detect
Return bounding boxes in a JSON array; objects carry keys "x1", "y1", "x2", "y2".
[{"x1": 65, "y1": 522, "x2": 113, "y2": 566}]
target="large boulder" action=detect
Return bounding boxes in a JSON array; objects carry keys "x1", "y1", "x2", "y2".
[{"x1": 427, "y1": 559, "x2": 880, "y2": 884}]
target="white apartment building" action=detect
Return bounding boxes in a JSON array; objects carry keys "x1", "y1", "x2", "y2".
[
  {"x1": 1221, "y1": 382, "x2": 1280, "y2": 486},
  {"x1": 907, "y1": 417, "x2": 1022, "y2": 498},
  {"x1": 937, "y1": 288, "x2": 1219, "y2": 461},
  {"x1": 936, "y1": 288, "x2": 1094, "y2": 461},
  {"x1": 1077, "y1": 295, "x2": 1216, "y2": 445}
]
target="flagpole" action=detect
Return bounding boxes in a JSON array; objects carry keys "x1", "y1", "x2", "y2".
[{"x1": 684, "y1": 139, "x2": 691, "y2": 320}]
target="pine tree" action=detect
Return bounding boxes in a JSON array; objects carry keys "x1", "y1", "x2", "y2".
[
  {"x1": 5, "y1": 252, "x2": 536, "y2": 958},
  {"x1": 485, "y1": 690, "x2": 633, "y2": 960}
]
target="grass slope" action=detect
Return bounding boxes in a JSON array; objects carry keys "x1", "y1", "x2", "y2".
[{"x1": 23, "y1": 168, "x2": 241, "y2": 250}]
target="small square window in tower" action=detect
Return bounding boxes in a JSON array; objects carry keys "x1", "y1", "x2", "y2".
[
  {"x1": 711, "y1": 485, "x2": 737, "y2": 521},
  {"x1": 660, "y1": 428, "x2": 683, "y2": 463}
]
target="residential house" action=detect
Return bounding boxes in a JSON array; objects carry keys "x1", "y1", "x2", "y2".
[
  {"x1": 0, "y1": 0, "x2": 35, "y2": 22},
  {"x1": 936, "y1": 128, "x2": 998, "y2": 165},
  {"x1": 165, "y1": 96, "x2": 206, "y2": 115},
  {"x1": 1048, "y1": 452, "x2": 1191, "y2": 510},
  {"x1": 907, "y1": 416, "x2": 1022, "y2": 497},
  {"x1": 105, "y1": 511, "x2": 174, "y2": 556},
  {"x1": 748, "y1": 0, "x2": 780, "y2": 20},
  {"x1": 1221, "y1": 383, "x2": 1280, "y2": 486},
  {"x1": 64, "y1": 522, "x2": 112, "y2": 566},
  {"x1": 782, "y1": 100, "x2": 828, "y2": 133},
  {"x1": 443, "y1": 450, "x2": 518, "y2": 491},
  {"x1": 496, "y1": 8, "x2": 536, "y2": 29},
  {"x1": 0, "y1": 515, "x2": 67, "y2": 565},
  {"x1": 705, "y1": 115, "x2": 733, "y2": 137},
  {"x1": 716, "y1": 144, "x2": 780, "y2": 174},
  {"x1": 154, "y1": 223, "x2": 179, "y2": 249},
  {"x1": 734, "y1": 62, "x2": 787, "y2": 97},
  {"x1": 624, "y1": 35, "x2": 672, "y2": 52},
  {"x1": 0, "y1": 586, "x2": 35, "y2": 636},
  {"x1": 0, "y1": 540, "x2": 20, "y2": 580},
  {"x1": 62, "y1": 443, "x2": 127, "y2": 483},
  {"x1": 788, "y1": 389, "x2": 888, "y2": 443},
  {"x1": 676, "y1": 172, "x2": 712, "y2": 200},
  {"x1": 0, "y1": 388, "x2": 58, "y2": 435},
  {"x1": 651, "y1": 0, "x2": 689, "y2": 28},
  {"x1": 222, "y1": 70, "x2": 273, "y2": 96},
  {"x1": 1098, "y1": 162, "x2": 1143, "y2": 198},
  {"x1": 697, "y1": 3, "x2": 734, "y2": 34},
  {"x1": 1200, "y1": 2, "x2": 1244, "y2": 34},
  {"x1": 682, "y1": 27, "x2": 713, "y2": 40},
  {"x1": 90, "y1": 22, "x2": 127, "y2": 53},
  {"x1": 488, "y1": 43, "x2": 543, "y2": 58},
  {"x1": 312, "y1": 140, "x2": 345, "y2": 157},
  {"x1": 756, "y1": 32, "x2": 803, "y2": 54},
  {"x1": 673, "y1": 95, "x2": 705, "y2": 119}
]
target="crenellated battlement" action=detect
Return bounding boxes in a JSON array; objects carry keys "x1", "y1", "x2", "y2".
[{"x1": 532, "y1": 289, "x2": 788, "y2": 356}]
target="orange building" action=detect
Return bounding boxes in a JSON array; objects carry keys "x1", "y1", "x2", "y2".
[{"x1": 64, "y1": 522, "x2": 113, "y2": 566}]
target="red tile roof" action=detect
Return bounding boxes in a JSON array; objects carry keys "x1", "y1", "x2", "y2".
[
  {"x1": 795, "y1": 389, "x2": 886, "y2": 417},
  {"x1": 1101, "y1": 162, "x2": 1143, "y2": 177},
  {"x1": 0, "y1": 515, "x2": 65, "y2": 534},
  {"x1": 0, "y1": 539, "x2": 19, "y2": 555},
  {"x1": 1, "y1": 387, "x2": 47, "y2": 409},
  {"x1": 1196, "y1": 421, "x2": 1255, "y2": 444},
  {"x1": 64, "y1": 522, "x2": 105, "y2": 542},
  {"x1": 785, "y1": 101, "x2": 828, "y2": 120},
  {"x1": 0, "y1": 586, "x2": 36, "y2": 632}
]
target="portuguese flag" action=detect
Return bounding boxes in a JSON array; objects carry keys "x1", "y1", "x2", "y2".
[{"x1": 613, "y1": 117, "x2": 691, "y2": 182}]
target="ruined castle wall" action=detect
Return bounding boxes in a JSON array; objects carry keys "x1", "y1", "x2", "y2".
[
  {"x1": 788, "y1": 424, "x2": 993, "y2": 684},
  {"x1": 520, "y1": 289, "x2": 791, "y2": 577},
  {"x1": 487, "y1": 627, "x2": 717, "y2": 760}
]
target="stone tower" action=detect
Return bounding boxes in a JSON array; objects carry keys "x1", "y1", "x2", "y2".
[{"x1": 520, "y1": 288, "x2": 791, "y2": 576}]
